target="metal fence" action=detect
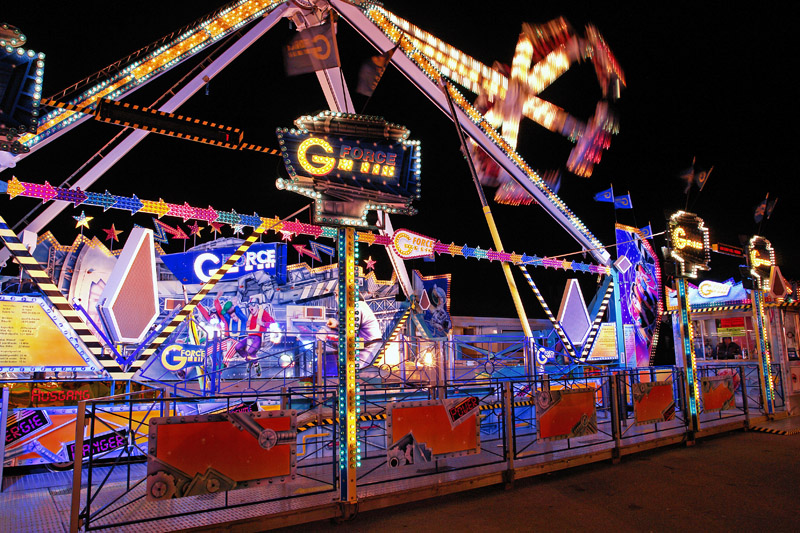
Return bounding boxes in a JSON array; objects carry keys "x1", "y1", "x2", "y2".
[{"x1": 69, "y1": 362, "x2": 784, "y2": 531}]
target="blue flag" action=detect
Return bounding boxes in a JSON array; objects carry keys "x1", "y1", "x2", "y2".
[
  {"x1": 614, "y1": 194, "x2": 633, "y2": 210},
  {"x1": 639, "y1": 224, "x2": 653, "y2": 239},
  {"x1": 594, "y1": 187, "x2": 614, "y2": 203}
]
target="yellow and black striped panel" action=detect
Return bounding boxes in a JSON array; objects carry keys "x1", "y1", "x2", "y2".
[
  {"x1": 750, "y1": 424, "x2": 800, "y2": 436},
  {"x1": 94, "y1": 98, "x2": 244, "y2": 148},
  {"x1": 0, "y1": 216, "x2": 114, "y2": 370},
  {"x1": 42, "y1": 98, "x2": 93, "y2": 115},
  {"x1": 237, "y1": 143, "x2": 282, "y2": 156},
  {"x1": 294, "y1": 400, "x2": 540, "y2": 433},
  {"x1": 139, "y1": 221, "x2": 270, "y2": 360},
  {"x1": 298, "y1": 412, "x2": 388, "y2": 433}
]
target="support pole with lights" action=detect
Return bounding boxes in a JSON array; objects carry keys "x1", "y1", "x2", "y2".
[{"x1": 337, "y1": 226, "x2": 359, "y2": 502}]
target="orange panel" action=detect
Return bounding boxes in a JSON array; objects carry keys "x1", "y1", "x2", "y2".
[
  {"x1": 155, "y1": 416, "x2": 292, "y2": 481},
  {"x1": 633, "y1": 382, "x2": 676, "y2": 425},
  {"x1": 391, "y1": 404, "x2": 478, "y2": 456},
  {"x1": 538, "y1": 389, "x2": 596, "y2": 440},
  {"x1": 702, "y1": 378, "x2": 735, "y2": 412}
]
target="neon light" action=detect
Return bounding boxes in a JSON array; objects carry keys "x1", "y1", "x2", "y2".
[
  {"x1": 698, "y1": 280, "x2": 732, "y2": 299},
  {"x1": 297, "y1": 137, "x2": 336, "y2": 176},
  {"x1": 4, "y1": 178, "x2": 609, "y2": 275},
  {"x1": 18, "y1": 0, "x2": 285, "y2": 150},
  {"x1": 672, "y1": 227, "x2": 703, "y2": 250},
  {"x1": 677, "y1": 278, "x2": 699, "y2": 430}
]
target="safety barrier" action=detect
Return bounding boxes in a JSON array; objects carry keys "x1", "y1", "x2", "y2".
[{"x1": 68, "y1": 361, "x2": 784, "y2": 531}]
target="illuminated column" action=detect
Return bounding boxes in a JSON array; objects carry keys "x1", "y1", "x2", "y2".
[
  {"x1": 337, "y1": 227, "x2": 359, "y2": 502},
  {"x1": 751, "y1": 289, "x2": 775, "y2": 414},
  {"x1": 666, "y1": 211, "x2": 710, "y2": 434},
  {"x1": 747, "y1": 235, "x2": 776, "y2": 415},
  {"x1": 676, "y1": 278, "x2": 700, "y2": 432}
]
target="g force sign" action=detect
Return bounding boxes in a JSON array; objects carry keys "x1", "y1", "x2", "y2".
[
  {"x1": 277, "y1": 130, "x2": 418, "y2": 197},
  {"x1": 160, "y1": 343, "x2": 205, "y2": 372},
  {"x1": 161, "y1": 242, "x2": 287, "y2": 285}
]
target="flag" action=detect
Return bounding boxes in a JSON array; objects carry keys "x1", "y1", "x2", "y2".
[
  {"x1": 614, "y1": 194, "x2": 633, "y2": 209},
  {"x1": 283, "y1": 22, "x2": 340, "y2": 76},
  {"x1": 593, "y1": 187, "x2": 614, "y2": 203},
  {"x1": 695, "y1": 166, "x2": 712, "y2": 191},
  {"x1": 679, "y1": 158, "x2": 713, "y2": 193},
  {"x1": 356, "y1": 46, "x2": 396, "y2": 97},
  {"x1": 766, "y1": 197, "x2": 778, "y2": 219},
  {"x1": 639, "y1": 224, "x2": 653, "y2": 239},
  {"x1": 754, "y1": 194, "x2": 769, "y2": 223}
]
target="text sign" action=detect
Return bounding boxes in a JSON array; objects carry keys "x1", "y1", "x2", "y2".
[
  {"x1": 698, "y1": 280, "x2": 732, "y2": 299},
  {"x1": 747, "y1": 236, "x2": 774, "y2": 291},
  {"x1": 161, "y1": 242, "x2": 287, "y2": 285},
  {"x1": 392, "y1": 229, "x2": 436, "y2": 259},
  {"x1": 161, "y1": 343, "x2": 206, "y2": 372},
  {"x1": 5, "y1": 410, "x2": 51, "y2": 446},
  {"x1": 668, "y1": 211, "x2": 710, "y2": 278},
  {"x1": 447, "y1": 397, "x2": 479, "y2": 426},
  {"x1": 66, "y1": 429, "x2": 129, "y2": 462},
  {"x1": 278, "y1": 131, "x2": 419, "y2": 197},
  {"x1": 712, "y1": 243, "x2": 744, "y2": 257}
]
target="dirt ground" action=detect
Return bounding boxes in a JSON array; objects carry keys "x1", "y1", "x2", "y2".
[{"x1": 273, "y1": 430, "x2": 800, "y2": 532}]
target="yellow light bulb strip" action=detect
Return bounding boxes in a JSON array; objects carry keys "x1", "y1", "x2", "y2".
[
  {"x1": 21, "y1": 0, "x2": 285, "y2": 149},
  {"x1": 364, "y1": 5, "x2": 604, "y2": 251}
]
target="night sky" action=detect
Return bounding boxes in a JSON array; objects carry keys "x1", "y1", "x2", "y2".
[{"x1": 1, "y1": 2, "x2": 793, "y2": 318}]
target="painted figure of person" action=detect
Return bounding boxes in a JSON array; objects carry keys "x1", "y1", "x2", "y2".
[{"x1": 234, "y1": 297, "x2": 276, "y2": 376}]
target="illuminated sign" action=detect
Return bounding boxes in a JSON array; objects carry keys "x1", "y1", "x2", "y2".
[
  {"x1": 698, "y1": 280, "x2": 732, "y2": 299},
  {"x1": 279, "y1": 132, "x2": 412, "y2": 185},
  {"x1": 586, "y1": 322, "x2": 618, "y2": 361},
  {"x1": 5, "y1": 410, "x2": 51, "y2": 447},
  {"x1": 747, "y1": 236, "x2": 774, "y2": 291},
  {"x1": 276, "y1": 112, "x2": 421, "y2": 228},
  {"x1": 447, "y1": 397, "x2": 479, "y2": 425},
  {"x1": 66, "y1": 429, "x2": 129, "y2": 462},
  {"x1": 392, "y1": 229, "x2": 436, "y2": 259},
  {"x1": 160, "y1": 343, "x2": 206, "y2": 372},
  {"x1": 161, "y1": 242, "x2": 287, "y2": 285},
  {"x1": 294, "y1": 136, "x2": 401, "y2": 180},
  {"x1": 0, "y1": 296, "x2": 101, "y2": 371},
  {"x1": 667, "y1": 211, "x2": 710, "y2": 278},
  {"x1": 534, "y1": 343, "x2": 557, "y2": 366},
  {"x1": 712, "y1": 243, "x2": 744, "y2": 257}
]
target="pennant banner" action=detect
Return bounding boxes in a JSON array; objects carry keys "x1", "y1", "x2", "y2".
[
  {"x1": 2, "y1": 178, "x2": 611, "y2": 276},
  {"x1": 614, "y1": 194, "x2": 633, "y2": 210},
  {"x1": 283, "y1": 22, "x2": 340, "y2": 76},
  {"x1": 593, "y1": 187, "x2": 614, "y2": 203}
]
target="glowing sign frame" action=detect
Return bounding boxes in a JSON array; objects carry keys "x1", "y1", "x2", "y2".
[
  {"x1": 747, "y1": 235, "x2": 774, "y2": 292},
  {"x1": 667, "y1": 211, "x2": 710, "y2": 278},
  {"x1": 0, "y1": 295, "x2": 104, "y2": 373},
  {"x1": 276, "y1": 112, "x2": 421, "y2": 228}
]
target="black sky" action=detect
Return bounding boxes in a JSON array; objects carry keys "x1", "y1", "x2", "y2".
[{"x1": 1, "y1": 1, "x2": 794, "y2": 318}]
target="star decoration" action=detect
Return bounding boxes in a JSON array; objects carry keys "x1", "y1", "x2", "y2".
[
  {"x1": 103, "y1": 224, "x2": 123, "y2": 243},
  {"x1": 232, "y1": 224, "x2": 244, "y2": 236},
  {"x1": 73, "y1": 211, "x2": 93, "y2": 229},
  {"x1": 280, "y1": 230, "x2": 294, "y2": 242},
  {"x1": 364, "y1": 256, "x2": 377, "y2": 271},
  {"x1": 208, "y1": 222, "x2": 224, "y2": 237},
  {"x1": 188, "y1": 221, "x2": 203, "y2": 237}
]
